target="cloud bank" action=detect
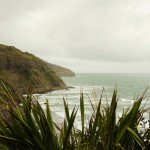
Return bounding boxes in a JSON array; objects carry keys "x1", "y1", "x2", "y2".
[{"x1": 0, "y1": 0, "x2": 150, "y2": 72}]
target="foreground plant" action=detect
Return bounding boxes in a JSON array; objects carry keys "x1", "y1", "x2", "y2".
[
  {"x1": 0, "y1": 83, "x2": 76, "y2": 150},
  {"x1": 77, "y1": 89, "x2": 150, "y2": 150},
  {"x1": 0, "y1": 83, "x2": 150, "y2": 150}
]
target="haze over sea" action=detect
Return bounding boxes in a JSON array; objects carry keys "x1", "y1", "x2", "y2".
[{"x1": 37, "y1": 73, "x2": 150, "y2": 128}]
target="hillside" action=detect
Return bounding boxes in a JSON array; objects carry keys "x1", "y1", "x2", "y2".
[
  {"x1": 0, "y1": 44, "x2": 68, "y2": 94},
  {"x1": 48, "y1": 64, "x2": 75, "y2": 77}
]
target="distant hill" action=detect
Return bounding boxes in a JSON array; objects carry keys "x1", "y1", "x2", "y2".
[
  {"x1": 0, "y1": 44, "x2": 74, "y2": 94},
  {"x1": 48, "y1": 64, "x2": 75, "y2": 77}
]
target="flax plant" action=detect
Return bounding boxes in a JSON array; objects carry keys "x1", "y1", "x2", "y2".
[
  {"x1": 77, "y1": 89, "x2": 150, "y2": 150},
  {"x1": 0, "y1": 83, "x2": 76, "y2": 150},
  {"x1": 0, "y1": 82, "x2": 150, "y2": 150}
]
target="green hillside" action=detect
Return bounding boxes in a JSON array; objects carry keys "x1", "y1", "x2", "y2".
[
  {"x1": 48, "y1": 63, "x2": 75, "y2": 77},
  {"x1": 0, "y1": 44, "x2": 68, "y2": 94}
]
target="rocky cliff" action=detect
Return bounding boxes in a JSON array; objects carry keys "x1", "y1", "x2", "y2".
[{"x1": 0, "y1": 44, "x2": 68, "y2": 94}]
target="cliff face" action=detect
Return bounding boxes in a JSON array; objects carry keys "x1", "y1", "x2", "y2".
[
  {"x1": 48, "y1": 64, "x2": 75, "y2": 77},
  {"x1": 0, "y1": 44, "x2": 67, "y2": 94}
]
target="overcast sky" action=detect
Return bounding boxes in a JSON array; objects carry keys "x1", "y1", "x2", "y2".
[{"x1": 0, "y1": 0, "x2": 150, "y2": 73}]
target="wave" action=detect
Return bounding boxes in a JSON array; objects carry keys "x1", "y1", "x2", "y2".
[{"x1": 121, "y1": 98, "x2": 134, "y2": 104}]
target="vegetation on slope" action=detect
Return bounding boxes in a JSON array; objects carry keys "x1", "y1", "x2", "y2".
[
  {"x1": 0, "y1": 44, "x2": 67, "y2": 94},
  {"x1": 48, "y1": 63, "x2": 75, "y2": 77},
  {"x1": 0, "y1": 83, "x2": 150, "y2": 150}
]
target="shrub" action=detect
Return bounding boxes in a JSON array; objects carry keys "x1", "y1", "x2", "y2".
[{"x1": 0, "y1": 83, "x2": 150, "y2": 150}]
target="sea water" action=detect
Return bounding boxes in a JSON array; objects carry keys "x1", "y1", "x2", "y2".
[{"x1": 37, "y1": 73, "x2": 150, "y2": 128}]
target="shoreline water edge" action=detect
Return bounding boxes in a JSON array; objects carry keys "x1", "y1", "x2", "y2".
[{"x1": 35, "y1": 73, "x2": 150, "y2": 128}]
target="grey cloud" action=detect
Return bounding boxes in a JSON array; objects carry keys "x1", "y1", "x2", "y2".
[
  {"x1": 0, "y1": 0, "x2": 44, "y2": 21},
  {"x1": 0, "y1": 0, "x2": 150, "y2": 72}
]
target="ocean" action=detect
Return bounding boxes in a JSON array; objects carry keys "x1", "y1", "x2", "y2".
[{"x1": 36, "y1": 73, "x2": 150, "y2": 128}]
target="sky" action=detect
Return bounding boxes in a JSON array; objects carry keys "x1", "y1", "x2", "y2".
[{"x1": 0, "y1": 0, "x2": 150, "y2": 73}]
